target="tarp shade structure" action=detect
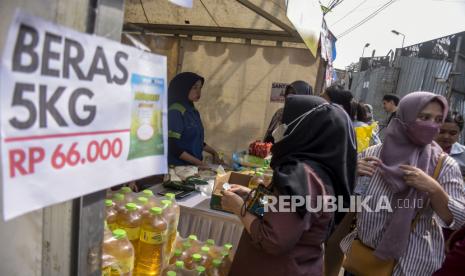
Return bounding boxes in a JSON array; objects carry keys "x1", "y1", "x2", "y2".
[{"x1": 124, "y1": 0, "x2": 305, "y2": 45}]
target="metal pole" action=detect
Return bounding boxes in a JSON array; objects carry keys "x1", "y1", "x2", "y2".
[
  {"x1": 401, "y1": 34, "x2": 405, "y2": 48},
  {"x1": 71, "y1": 0, "x2": 125, "y2": 275}
]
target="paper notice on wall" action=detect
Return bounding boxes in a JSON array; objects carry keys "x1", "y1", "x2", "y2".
[
  {"x1": 270, "y1": 82, "x2": 289, "y2": 102},
  {"x1": 0, "y1": 11, "x2": 168, "y2": 220}
]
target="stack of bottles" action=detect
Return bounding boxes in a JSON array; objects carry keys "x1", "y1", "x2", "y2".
[
  {"x1": 102, "y1": 187, "x2": 233, "y2": 276},
  {"x1": 164, "y1": 235, "x2": 234, "y2": 276}
]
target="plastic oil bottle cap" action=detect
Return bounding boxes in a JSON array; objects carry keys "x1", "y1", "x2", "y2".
[
  {"x1": 183, "y1": 242, "x2": 192, "y2": 250},
  {"x1": 104, "y1": 199, "x2": 113, "y2": 207},
  {"x1": 224, "y1": 243, "x2": 233, "y2": 251},
  {"x1": 175, "y1": 260, "x2": 184, "y2": 268},
  {"x1": 150, "y1": 207, "x2": 163, "y2": 215},
  {"x1": 137, "y1": 197, "x2": 148, "y2": 204},
  {"x1": 188, "y1": 235, "x2": 198, "y2": 241},
  {"x1": 112, "y1": 229, "x2": 127, "y2": 240},
  {"x1": 206, "y1": 239, "x2": 215, "y2": 246},
  {"x1": 174, "y1": 249, "x2": 182, "y2": 257},
  {"x1": 142, "y1": 189, "x2": 153, "y2": 197},
  {"x1": 213, "y1": 259, "x2": 222, "y2": 267},
  {"x1": 167, "y1": 271, "x2": 176, "y2": 276},
  {"x1": 121, "y1": 187, "x2": 132, "y2": 194},
  {"x1": 161, "y1": 199, "x2": 172, "y2": 208},
  {"x1": 192, "y1": 254, "x2": 202, "y2": 262},
  {"x1": 113, "y1": 193, "x2": 124, "y2": 201},
  {"x1": 196, "y1": 266, "x2": 206, "y2": 273},
  {"x1": 201, "y1": 246, "x2": 210, "y2": 253},
  {"x1": 165, "y1": 193, "x2": 176, "y2": 200},
  {"x1": 125, "y1": 203, "x2": 138, "y2": 211}
]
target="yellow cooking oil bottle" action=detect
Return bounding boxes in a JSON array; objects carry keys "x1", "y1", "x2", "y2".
[
  {"x1": 117, "y1": 203, "x2": 142, "y2": 263},
  {"x1": 161, "y1": 200, "x2": 177, "y2": 259},
  {"x1": 163, "y1": 194, "x2": 180, "y2": 253},
  {"x1": 102, "y1": 222, "x2": 118, "y2": 276},
  {"x1": 136, "y1": 207, "x2": 168, "y2": 276},
  {"x1": 106, "y1": 229, "x2": 135, "y2": 276},
  {"x1": 105, "y1": 199, "x2": 118, "y2": 231}
]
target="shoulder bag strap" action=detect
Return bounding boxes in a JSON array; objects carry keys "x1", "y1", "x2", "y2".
[{"x1": 411, "y1": 153, "x2": 447, "y2": 230}]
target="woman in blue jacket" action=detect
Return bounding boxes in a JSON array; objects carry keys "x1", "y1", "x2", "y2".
[{"x1": 168, "y1": 72, "x2": 220, "y2": 167}]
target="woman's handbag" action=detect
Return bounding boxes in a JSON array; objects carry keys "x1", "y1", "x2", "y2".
[
  {"x1": 342, "y1": 238, "x2": 396, "y2": 276},
  {"x1": 342, "y1": 153, "x2": 446, "y2": 276}
]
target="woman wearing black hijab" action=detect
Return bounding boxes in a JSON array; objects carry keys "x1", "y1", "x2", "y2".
[
  {"x1": 221, "y1": 95, "x2": 357, "y2": 276},
  {"x1": 168, "y1": 72, "x2": 220, "y2": 167},
  {"x1": 264, "y1": 80, "x2": 313, "y2": 143},
  {"x1": 321, "y1": 85, "x2": 354, "y2": 118}
]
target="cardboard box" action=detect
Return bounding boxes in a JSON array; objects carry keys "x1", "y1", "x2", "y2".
[{"x1": 210, "y1": 172, "x2": 253, "y2": 212}]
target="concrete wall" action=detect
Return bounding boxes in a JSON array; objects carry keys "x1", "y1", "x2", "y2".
[
  {"x1": 180, "y1": 40, "x2": 320, "y2": 158},
  {"x1": 124, "y1": 35, "x2": 321, "y2": 159}
]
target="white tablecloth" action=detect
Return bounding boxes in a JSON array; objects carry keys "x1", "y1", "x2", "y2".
[{"x1": 150, "y1": 184, "x2": 244, "y2": 251}]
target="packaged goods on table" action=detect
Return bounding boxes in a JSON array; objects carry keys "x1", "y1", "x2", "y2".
[
  {"x1": 248, "y1": 140, "x2": 273, "y2": 159},
  {"x1": 103, "y1": 187, "x2": 235, "y2": 275},
  {"x1": 162, "y1": 166, "x2": 218, "y2": 197}
]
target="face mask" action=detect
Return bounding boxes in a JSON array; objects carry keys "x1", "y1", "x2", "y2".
[
  {"x1": 272, "y1": 103, "x2": 328, "y2": 143},
  {"x1": 405, "y1": 120, "x2": 441, "y2": 146}
]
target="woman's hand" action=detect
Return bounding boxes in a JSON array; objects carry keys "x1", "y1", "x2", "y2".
[
  {"x1": 400, "y1": 164, "x2": 453, "y2": 225},
  {"x1": 221, "y1": 190, "x2": 244, "y2": 216},
  {"x1": 357, "y1": 156, "x2": 382, "y2": 176},
  {"x1": 229, "y1": 184, "x2": 251, "y2": 198},
  {"x1": 204, "y1": 144, "x2": 225, "y2": 165},
  {"x1": 198, "y1": 162, "x2": 211, "y2": 170},
  {"x1": 212, "y1": 152, "x2": 228, "y2": 166},
  {"x1": 212, "y1": 152, "x2": 222, "y2": 164},
  {"x1": 400, "y1": 165, "x2": 441, "y2": 194}
]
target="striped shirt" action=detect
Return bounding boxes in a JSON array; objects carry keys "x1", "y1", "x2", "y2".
[{"x1": 340, "y1": 144, "x2": 465, "y2": 276}]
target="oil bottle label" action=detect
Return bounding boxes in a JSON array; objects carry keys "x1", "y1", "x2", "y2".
[
  {"x1": 168, "y1": 221, "x2": 177, "y2": 234},
  {"x1": 102, "y1": 266, "x2": 112, "y2": 276},
  {"x1": 108, "y1": 223, "x2": 117, "y2": 231},
  {"x1": 123, "y1": 227, "x2": 140, "y2": 241},
  {"x1": 140, "y1": 229, "x2": 167, "y2": 245},
  {"x1": 111, "y1": 257, "x2": 134, "y2": 275}
]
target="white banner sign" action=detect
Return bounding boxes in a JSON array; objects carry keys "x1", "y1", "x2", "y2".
[
  {"x1": 0, "y1": 11, "x2": 168, "y2": 220},
  {"x1": 169, "y1": 0, "x2": 193, "y2": 8},
  {"x1": 286, "y1": 0, "x2": 323, "y2": 58}
]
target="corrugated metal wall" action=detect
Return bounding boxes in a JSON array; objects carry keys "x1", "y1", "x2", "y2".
[
  {"x1": 394, "y1": 56, "x2": 465, "y2": 135},
  {"x1": 453, "y1": 56, "x2": 465, "y2": 94},
  {"x1": 351, "y1": 56, "x2": 459, "y2": 117},
  {"x1": 350, "y1": 55, "x2": 465, "y2": 142},
  {"x1": 350, "y1": 67, "x2": 399, "y2": 126},
  {"x1": 394, "y1": 56, "x2": 452, "y2": 97}
]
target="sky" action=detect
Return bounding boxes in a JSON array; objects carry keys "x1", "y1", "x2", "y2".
[{"x1": 322, "y1": 0, "x2": 465, "y2": 69}]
